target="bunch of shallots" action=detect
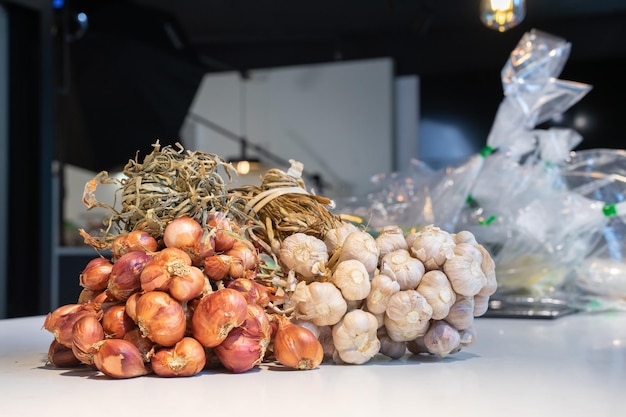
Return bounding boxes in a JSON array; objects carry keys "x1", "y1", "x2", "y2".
[{"x1": 44, "y1": 213, "x2": 324, "y2": 378}]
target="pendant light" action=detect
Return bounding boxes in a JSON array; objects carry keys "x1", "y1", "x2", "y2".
[{"x1": 479, "y1": 0, "x2": 526, "y2": 32}]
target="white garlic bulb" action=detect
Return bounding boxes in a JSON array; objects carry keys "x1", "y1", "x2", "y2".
[
  {"x1": 338, "y1": 231, "x2": 380, "y2": 275},
  {"x1": 384, "y1": 289, "x2": 433, "y2": 342},
  {"x1": 444, "y1": 296, "x2": 474, "y2": 330},
  {"x1": 443, "y1": 243, "x2": 486, "y2": 296},
  {"x1": 375, "y1": 225, "x2": 408, "y2": 259},
  {"x1": 452, "y1": 230, "x2": 478, "y2": 245},
  {"x1": 423, "y1": 320, "x2": 461, "y2": 358},
  {"x1": 408, "y1": 225, "x2": 456, "y2": 271},
  {"x1": 279, "y1": 233, "x2": 329, "y2": 281},
  {"x1": 324, "y1": 222, "x2": 360, "y2": 253},
  {"x1": 331, "y1": 259, "x2": 371, "y2": 301},
  {"x1": 361, "y1": 303, "x2": 385, "y2": 328},
  {"x1": 473, "y1": 294, "x2": 490, "y2": 317},
  {"x1": 475, "y1": 243, "x2": 498, "y2": 297},
  {"x1": 317, "y1": 325, "x2": 336, "y2": 362},
  {"x1": 290, "y1": 318, "x2": 321, "y2": 338},
  {"x1": 291, "y1": 281, "x2": 347, "y2": 326},
  {"x1": 416, "y1": 270, "x2": 456, "y2": 320},
  {"x1": 332, "y1": 309, "x2": 381, "y2": 364},
  {"x1": 406, "y1": 336, "x2": 429, "y2": 355},
  {"x1": 377, "y1": 326, "x2": 407, "y2": 359},
  {"x1": 380, "y1": 249, "x2": 425, "y2": 291},
  {"x1": 459, "y1": 326, "x2": 476, "y2": 348},
  {"x1": 365, "y1": 273, "x2": 400, "y2": 315}
]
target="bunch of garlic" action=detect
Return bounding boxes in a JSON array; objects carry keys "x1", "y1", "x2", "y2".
[{"x1": 277, "y1": 224, "x2": 497, "y2": 363}]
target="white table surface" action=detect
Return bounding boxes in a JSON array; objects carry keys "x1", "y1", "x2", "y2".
[{"x1": 1, "y1": 312, "x2": 625, "y2": 417}]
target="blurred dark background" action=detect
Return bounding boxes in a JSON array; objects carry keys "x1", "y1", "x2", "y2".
[{"x1": 58, "y1": 0, "x2": 626, "y2": 171}]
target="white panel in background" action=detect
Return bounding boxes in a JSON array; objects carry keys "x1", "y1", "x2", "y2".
[
  {"x1": 394, "y1": 75, "x2": 419, "y2": 172},
  {"x1": 182, "y1": 71, "x2": 243, "y2": 160},
  {"x1": 247, "y1": 58, "x2": 394, "y2": 199},
  {"x1": 181, "y1": 58, "x2": 394, "y2": 200}
]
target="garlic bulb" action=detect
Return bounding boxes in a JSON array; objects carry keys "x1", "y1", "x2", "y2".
[
  {"x1": 452, "y1": 230, "x2": 478, "y2": 245},
  {"x1": 406, "y1": 336, "x2": 429, "y2": 355},
  {"x1": 473, "y1": 294, "x2": 490, "y2": 317},
  {"x1": 291, "y1": 318, "x2": 321, "y2": 338},
  {"x1": 408, "y1": 225, "x2": 456, "y2": 271},
  {"x1": 317, "y1": 325, "x2": 336, "y2": 361},
  {"x1": 324, "y1": 222, "x2": 359, "y2": 253},
  {"x1": 279, "y1": 233, "x2": 329, "y2": 281},
  {"x1": 338, "y1": 231, "x2": 380, "y2": 275},
  {"x1": 416, "y1": 270, "x2": 456, "y2": 320},
  {"x1": 331, "y1": 259, "x2": 371, "y2": 301},
  {"x1": 459, "y1": 326, "x2": 476, "y2": 349},
  {"x1": 443, "y1": 243, "x2": 486, "y2": 297},
  {"x1": 365, "y1": 273, "x2": 400, "y2": 315},
  {"x1": 332, "y1": 309, "x2": 380, "y2": 364},
  {"x1": 375, "y1": 225, "x2": 408, "y2": 259},
  {"x1": 475, "y1": 243, "x2": 498, "y2": 297},
  {"x1": 444, "y1": 296, "x2": 474, "y2": 330},
  {"x1": 423, "y1": 320, "x2": 461, "y2": 358},
  {"x1": 291, "y1": 281, "x2": 347, "y2": 326},
  {"x1": 384, "y1": 290, "x2": 433, "y2": 342},
  {"x1": 377, "y1": 326, "x2": 407, "y2": 359},
  {"x1": 380, "y1": 249, "x2": 425, "y2": 290},
  {"x1": 370, "y1": 309, "x2": 385, "y2": 328}
]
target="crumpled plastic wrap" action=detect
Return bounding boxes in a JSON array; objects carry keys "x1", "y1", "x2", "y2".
[{"x1": 336, "y1": 29, "x2": 626, "y2": 312}]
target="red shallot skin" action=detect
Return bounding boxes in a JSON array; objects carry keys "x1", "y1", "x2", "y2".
[
  {"x1": 140, "y1": 247, "x2": 192, "y2": 292},
  {"x1": 135, "y1": 291, "x2": 186, "y2": 347},
  {"x1": 213, "y1": 303, "x2": 272, "y2": 373},
  {"x1": 227, "y1": 278, "x2": 272, "y2": 307},
  {"x1": 124, "y1": 292, "x2": 141, "y2": 323},
  {"x1": 168, "y1": 265, "x2": 206, "y2": 302},
  {"x1": 207, "y1": 211, "x2": 239, "y2": 253},
  {"x1": 107, "y1": 251, "x2": 152, "y2": 301},
  {"x1": 213, "y1": 327, "x2": 259, "y2": 373},
  {"x1": 163, "y1": 216, "x2": 215, "y2": 266},
  {"x1": 191, "y1": 288, "x2": 248, "y2": 348},
  {"x1": 111, "y1": 230, "x2": 158, "y2": 259},
  {"x1": 101, "y1": 304, "x2": 136, "y2": 339},
  {"x1": 93, "y1": 339, "x2": 149, "y2": 379},
  {"x1": 123, "y1": 328, "x2": 156, "y2": 362},
  {"x1": 77, "y1": 288, "x2": 99, "y2": 304},
  {"x1": 203, "y1": 254, "x2": 233, "y2": 281},
  {"x1": 163, "y1": 216, "x2": 203, "y2": 249},
  {"x1": 226, "y1": 240, "x2": 258, "y2": 277},
  {"x1": 71, "y1": 314, "x2": 105, "y2": 365},
  {"x1": 79, "y1": 257, "x2": 113, "y2": 291},
  {"x1": 43, "y1": 303, "x2": 102, "y2": 348},
  {"x1": 47, "y1": 339, "x2": 82, "y2": 368},
  {"x1": 151, "y1": 337, "x2": 206, "y2": 377},
  {"x1": 272, "y1": 315, "x2": 324, "y2": 370}
]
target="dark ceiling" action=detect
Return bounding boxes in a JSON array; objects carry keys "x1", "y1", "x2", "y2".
[
  {"x1": 59, "y1": 0, "x2": 626, "y2": 171},
  {"x1": 127, "y1": 0, "x2": 626, "y2": 75}
]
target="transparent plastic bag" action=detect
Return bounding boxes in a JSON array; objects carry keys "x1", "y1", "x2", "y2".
[{"x1": 559, "y1": 149, "x2": 626, "y2": 305}]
